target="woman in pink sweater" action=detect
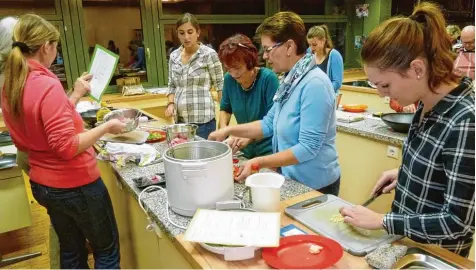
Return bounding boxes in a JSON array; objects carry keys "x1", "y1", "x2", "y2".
[{"x1": 2, "y1": 14, "x2": 125, "y2": 269}]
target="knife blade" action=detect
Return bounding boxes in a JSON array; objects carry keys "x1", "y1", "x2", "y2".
[{"x1": 362, "y1": 181, "x2": 392, "y2": 207}]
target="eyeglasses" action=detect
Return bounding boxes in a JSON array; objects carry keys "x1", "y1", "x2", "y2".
[
  {"x1": 263, "y1": 42, "x2": 283, "y2": 53},
  {"x1": 367, "y1": 81, "x2": 378, "y2": 89}
]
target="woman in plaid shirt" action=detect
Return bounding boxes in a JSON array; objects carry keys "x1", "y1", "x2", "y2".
[
  {"x1": 340, "y1": 2, "x2": 475, "y2": 257},
  {"x1": 165, "y1": 13, "x2": 224, "y2": 139}
]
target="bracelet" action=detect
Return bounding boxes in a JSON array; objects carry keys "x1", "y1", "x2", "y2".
[{"x1": 167, "y1": 102, "x2": 175, "y2": 107}]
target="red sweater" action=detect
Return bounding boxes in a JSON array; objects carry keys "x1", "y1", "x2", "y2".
[{"x1": 1, "y1": 59, "x2": 99, "y2": 188}]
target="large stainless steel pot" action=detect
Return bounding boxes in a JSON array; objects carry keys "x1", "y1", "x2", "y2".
[{"x1": 163, "y1": 141, "x2": 234, "y2": 217}]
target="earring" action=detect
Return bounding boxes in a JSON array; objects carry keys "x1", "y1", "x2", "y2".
[{"x1": 417, "y1": 75, "x2": 421, "y2": 79}]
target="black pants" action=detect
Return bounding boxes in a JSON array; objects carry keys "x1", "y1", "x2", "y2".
[{"x1": 317, "y1": 177, "x2": 341, "y2": 196}]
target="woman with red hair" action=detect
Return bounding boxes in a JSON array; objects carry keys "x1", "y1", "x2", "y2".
[{"x1": 217, "y1": 34, "x2": 279, "y2": 159}]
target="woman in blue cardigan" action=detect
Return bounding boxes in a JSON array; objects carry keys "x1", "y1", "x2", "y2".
[
  {"x1": 209, "y1": 12, "x2": 341, "y2": 196},
  {"x1": 307, "y1": 25, "x2": 343, "y2": 93}
]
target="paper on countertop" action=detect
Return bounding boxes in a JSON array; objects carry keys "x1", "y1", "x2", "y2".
[
  {"x1": 336, "y1": 110, "x2": 365, "y2": 123},
  {"x1": 76, "y1": 101, "x2": 100, "y2": 114},
  {"x1": 88, "y1": 45, "x2": 119, "y2": 102},
  {"x1": 184, "y1": 209, "x2": 281, "y2": 247}
]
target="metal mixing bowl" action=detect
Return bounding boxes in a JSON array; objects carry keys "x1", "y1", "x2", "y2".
[
  {"x1": 103, "y1": 108, "x2": 142, "y2": 133},
  {"x1": 165, "y1": 124, "x2": 198, "y2": 144}
]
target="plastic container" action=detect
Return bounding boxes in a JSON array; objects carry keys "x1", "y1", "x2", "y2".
[{"x1": 245, "y1": 172, "x2": 285, "y2": 212}]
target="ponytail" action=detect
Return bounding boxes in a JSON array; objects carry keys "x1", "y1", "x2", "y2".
[
  {"x1": 409, "y1": 2, "x2": 457, "y2": 90},
  {"x1": 3, "y1": 46, "x2": 28, "y2": 118},
  {"x1": 318, "y1": 24, "x2": 334, "y2": 50},
  {"x1": 361, "y1": 2, "x2": 458, "y2": 92},
  {"x1": 307, "y1": 24, "x2": 334, "y2": 55}
]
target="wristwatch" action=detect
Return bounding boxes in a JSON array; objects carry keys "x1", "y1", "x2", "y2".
[
  {"x1": 167, "y1": 102, "x2": 175, "y2": 107},
  {"x1": 382, "y1": 214, "x2": 388, "y2": 231}
]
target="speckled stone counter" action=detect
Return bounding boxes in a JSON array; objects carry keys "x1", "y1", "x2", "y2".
[
  {"x1": 106, "y1": 141, "x2": 314, "y2": 240},
  {"x1": 336, "y1": 114, "x2": 408, "y2": 147}
]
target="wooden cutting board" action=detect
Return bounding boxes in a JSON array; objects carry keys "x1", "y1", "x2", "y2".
[
  {"x1": 285, "y1": 194, "x2": 402, "y2": 256},
  {"x1": 100, "y1": 130, "x2": 149, "y2": 144}
]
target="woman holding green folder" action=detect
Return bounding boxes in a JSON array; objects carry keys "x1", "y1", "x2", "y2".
[{"x1": 1, "y1": 14, "x2": 124, "y2": 269}]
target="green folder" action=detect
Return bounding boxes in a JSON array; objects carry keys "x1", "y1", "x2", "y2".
[{"x1": 87, "y1": 44, "x2": 119, "y2": 102}]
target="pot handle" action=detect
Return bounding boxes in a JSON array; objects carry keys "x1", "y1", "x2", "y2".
[
  {"x1": 181, "y1": 162, "x2": 206, "y2": 171},
  {"x1": 181, "y1": 163, "x2": 207, "y2": 180}
]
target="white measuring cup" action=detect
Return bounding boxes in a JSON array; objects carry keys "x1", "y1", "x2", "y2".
[{"x1": 245, "y1": 173, "x2": 285, "y2": 212}]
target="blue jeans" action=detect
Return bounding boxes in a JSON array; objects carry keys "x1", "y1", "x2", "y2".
[
  {"x1": 30, "y1": 178, "x2": 120, "y2": 269},
  {"x1": 181, "y1": 118, "x2": 216, "y2": 139}
]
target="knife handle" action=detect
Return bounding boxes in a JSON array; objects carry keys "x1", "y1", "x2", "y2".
[{"x1": 373, "y1": 180, "x2": 392, "y2": 197}]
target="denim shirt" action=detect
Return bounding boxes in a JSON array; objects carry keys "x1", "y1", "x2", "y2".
[{"x1": 261, "y1": 67, "x2": 340, "y2": 189}]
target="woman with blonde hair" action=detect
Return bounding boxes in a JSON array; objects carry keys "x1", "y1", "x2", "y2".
[
  {"x1": 446, "y1": 24, "x2": 462, "y2": 50},
  {"x1": 306, "y1": 25, "x2": 343, "y2": 93},
  {"x1": 2, "y1": 14, "x2": 125, "y2": 268}
]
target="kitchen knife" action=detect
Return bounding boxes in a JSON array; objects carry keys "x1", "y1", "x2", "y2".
[{"x1": 362, "y1": 181, "x2": 391, "y2": 207}]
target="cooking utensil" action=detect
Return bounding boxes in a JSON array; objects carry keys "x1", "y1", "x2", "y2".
[
  {"x1": 165, "y1": 124, "x2": 198, "y2": 158},
  {"x1": 381, "y1": 113, "x2": 414, "y2": 133},
  {"x1": 262, "y1": 235, "x2": 344, "y2": 269},
  {"x1": 80, "y1": 109, "x2": 100, "y2": 126},
  {"x1": 285, "y1": 194, "x2": 402, "y2": 256},
  {"x1": 361, "y1": 181, "x2": 391, "y2": 207},
  {"x1": 163, "y1": 141, "x2": 234, "y2": 217},
  {"x1": 103, "y1": 108, "x2": 142, "y2": 133}
]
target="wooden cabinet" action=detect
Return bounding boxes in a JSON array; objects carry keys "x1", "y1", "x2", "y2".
[
  {"x1": 335, "y1": 131, "x2": 401, "y2": 214},
  {"x1": 98, "y1": 160, "x2": 136, "y2": 268},
  {"x1": 0, "y1": 167, "x2": 32, "y2": 234},
  {"x1": 98, "y1": 160, "x2": 192, "y2": 269}
]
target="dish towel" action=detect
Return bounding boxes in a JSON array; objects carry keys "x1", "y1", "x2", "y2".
[
  {"x1": 336, "y1": 111, "x2": 365, "y2": 123},
  {"x1": 98, "y1": 142, "x2": 158, "y2": 167}
]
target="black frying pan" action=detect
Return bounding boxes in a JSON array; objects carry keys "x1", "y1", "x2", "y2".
[
  {"x1": 80, "y1": 109, "x2": 99, "y2": 126},
  {"x1": 381, "y1": 113, "x2": 415, "y2": 133}
]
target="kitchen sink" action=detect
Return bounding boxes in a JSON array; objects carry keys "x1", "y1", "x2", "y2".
[{"x1": 393, "y1": 247, "x2": 459, "y2": 269}]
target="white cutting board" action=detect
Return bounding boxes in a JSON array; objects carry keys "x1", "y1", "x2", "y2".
[
  {"x1": 100, "y1": 130, "x2": 149, "y2": 144},
  {"x1": 285, "y1": 194, "x2": 402, "y2": 256}
]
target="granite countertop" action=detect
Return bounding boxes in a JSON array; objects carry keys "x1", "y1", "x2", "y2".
[
  {"x1": 107, "y1": 141, "x2": 314, "y2": 240},
  {"x1": 336, "y1": 111, "x2": 408, "y2": 147}
]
